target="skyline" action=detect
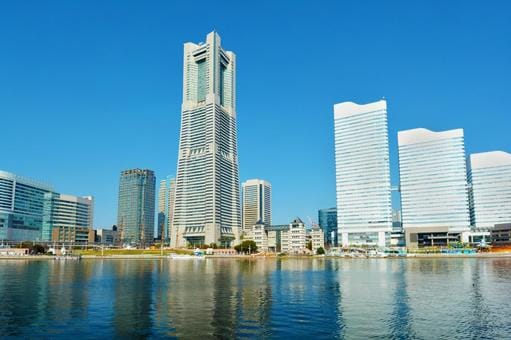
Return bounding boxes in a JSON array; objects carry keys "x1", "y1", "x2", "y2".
[{"x1": 2, "y1": 1, "x2": 510, "y2": 227}]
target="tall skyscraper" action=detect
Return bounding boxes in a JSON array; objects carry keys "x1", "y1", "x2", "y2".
[
  {"x1": 242, "y1": 179, "x2": 271, "y2": 231},
  {"x1": 117, "y1": 169, "x2": 156, "y2": 246},
  {"x1": 468, "y1": 151, "x2": 511, "y2": 230},
  {"x1": 0, "y1": 170, "x2": 53, "y2": 241},
  {"x1": 318, "y1": 207, "x2": 337, "y2": 247},
  {"x1": 171, "y1": 31, "x2": 241, "y2": 248},
  {"x1": 398, "y1": 128, "x2": 471, "y2": 247},
  {"x1": 158, "y1": 176, "x2": 176, "y2": 241},
  {"x1": 42, "y1": 193, "x2": 94, "y2": 243},
  {"x1": 334, "y1": 100, "x2": 392, "y2": 247}
]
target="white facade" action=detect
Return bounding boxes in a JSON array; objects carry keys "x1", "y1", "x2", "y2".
[
  {"x1": 398, "y1": 128, "x2": 471, "y2": 237},
  {"x1": 281, "y1": 218, "x2": 307, "y2": 254},
  {"x1": 171, "y1": 32, "x2": 241, "y2": 248},
  {"x1": 469, "y1": 151, "x2": 511, "y2": 230},
  {"x1": 158, "y1": 176, "x2": 175, "y2": 240},
  {"x1": 248, "y1": 222, "x2": 268, "y2": 252},
  {"x1": 334, "y1": 100, "x2": 392, "y2": 247},
  {"x1": 242, "y1": 179, "x2": 271, "y2": 232},
  {"x1": 310, "y1": 227, "x2": 325, "y2": 254}
]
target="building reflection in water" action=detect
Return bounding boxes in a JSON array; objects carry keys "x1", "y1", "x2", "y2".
[
  {"x1": 113, "y1": 260, "x2": 155, "y2": 338},
  {"x1": 389, "y1": 260, "x2": 415, "y2": 339}
]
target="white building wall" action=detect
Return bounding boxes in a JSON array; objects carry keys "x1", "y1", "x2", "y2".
[
  {"x1": 469, "y1": 151, "x2": 511, "y2": 230},
  {"x1": 334, "y1": 100, "x2": 392, "y2": 247},
  {"x1": 398, "y1": 128, "x2": 471, "y2": 234}
]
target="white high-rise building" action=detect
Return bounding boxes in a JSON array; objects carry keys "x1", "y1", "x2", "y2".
[
  {"x1": 171, "y1": 32, "x2": 241, "y2": 248},
  {"x1": 334, "y1": 100, "x2": 392, "y2": 247},
  {"x1": 158, "y1": 176, "x2": 175, "y2": 241},
  {"x1": 398, "y1": 128, "x2": 471, "y2": 247},
  {"x1": 242, "y1": 179, "x2": 271, "y2": 232},
  {"x1": 469, "y1": 151, "x2": 511, "y2": 230}
]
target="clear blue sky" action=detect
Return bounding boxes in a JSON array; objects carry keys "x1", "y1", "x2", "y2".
[{"x1": 1, "y1": 1, "x2": 510, "y2": 228}]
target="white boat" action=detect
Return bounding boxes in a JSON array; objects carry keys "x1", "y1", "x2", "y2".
[
  {"x1": 168, "y1": 254, "x2": 205, "y2": 260},
  {"x1": 54, "y1": 254, "x2": 81, "y2": 260}
]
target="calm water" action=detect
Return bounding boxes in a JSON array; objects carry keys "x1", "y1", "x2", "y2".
[{"x1": 1, "y1": 258, "x2": 511, "y2": 339}]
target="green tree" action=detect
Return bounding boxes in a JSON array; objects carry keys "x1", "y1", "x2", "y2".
[
  {"x1": 316, "y1": 247, "x2": 325, "y2": 255},
  {"x1": 234, "y1": 240, "x2": 258, "y2": 254}
]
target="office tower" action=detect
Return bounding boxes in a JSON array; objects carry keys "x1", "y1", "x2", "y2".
[
  {"x1": 158, "y1": 176, "x2": 176, "y2": 241},
  {"x1": 398, "y1": 128, "x2": 471, "y2": 247},
  {"x1": 333, "y1": 100, "x2": 392, "y2": 247},
  {"x1": 468, "y1": 151, "x2": 511, "y2": 230},
  {"x1": 0, "y1": 170, "x2": 53, "y2": 241},
  {"x1": 117, "y1": 169, "x2": 156, "y2": 246},
  {"x1": 242, "y1": 179, "x2": 271, "y2": 232},
  {"x1": 171, "y1": 31, "x2": 241, "y2": 248},
  {"x1": 318, "y1": 207, "x2": 337, "y2": 247},
  {"x1": 42, "y1": 193, "x2": 94, "y2": 243}
]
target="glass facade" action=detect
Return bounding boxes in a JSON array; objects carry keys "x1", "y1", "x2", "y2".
[
  {"x1": 0, "y1": 171, "x2": 53, "y2": 241},
  {"x1": 398, "y1": 128, "x2": 471, "y2": 233},
  {"x1": 242, "y1": 179, "x2": 271, "y2": 232},
  {"x1": 117, "y1": 169, "x2": 156, "y2": 246},
  {"x1": 158, "y1": 176, "x2": 176, "y2": 241},
  {"x1": 42, "y1": 193, "x2": 93, "y2": 242},
  {"x1": 318, "y1": 207, "x2": 337, "y2": 247},
  {"x1": 469, "y1": 151, "x2": 511, "y2": 230},
  {"x1": 334, "y1": 100, "x2": 392, "y2": 247}
]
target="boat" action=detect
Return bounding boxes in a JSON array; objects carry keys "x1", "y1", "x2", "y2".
[
  {"x1": 168, "y1": 254, "x2": 205, "y2": 260},
  {"x1": 54, "y1": 254, "x2": 81, "y2": 260}
]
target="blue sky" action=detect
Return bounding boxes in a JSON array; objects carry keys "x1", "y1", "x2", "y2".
[{"x1": 1, "y1": 1, "x2": 510, "y2": 228}]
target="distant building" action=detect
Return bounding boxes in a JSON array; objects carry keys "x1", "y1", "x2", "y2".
[
  {"x1": 242, "y1": 179, "x2": 271, "y2": 233},
  {"x1": 310, "y1": 226, "x2": 325, "y2": 254},
  {"x1": 42, "y1": 193, "x2": 94, "y2": 244},
  {"x1": 398, "y1": 128, "x2": 471, "y2": 247},
  {"x1": 318, "y1": 207, "x2": 337, "y2": 247},
  {"x1": 117, "y1": 169, "x2": 156, "y2": 247},
  {"x1": 96, "y1": 226, "x2": 119, "y2": 245},
  {"x1": 0, "y1": 170, "x2": 53, "y2": 241},
  {"x1": 248, "y1": 220, "x2": 268, "y2": 252},
  {"x1": 469, "y1": 151, "x2": 511, "y2": 231},
  {"x1": 334, "y1": 100, "x2": 393, "y2": 247},
  {"x1": 158, "y1": 176, "x2": 176, "y2": 241},
  {"x1": 281, "y1": 218, "x2": 307, "y2": 254},
  {"x1": 171, "y1": 31, "x2": 241, "y2": 248},
  {"x1": 491, "y1": 223, "x2": 511, "y2": 245}
]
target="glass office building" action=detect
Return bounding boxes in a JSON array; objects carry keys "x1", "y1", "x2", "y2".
[
  {"x1": 334, "y1": 100, "x2": 392, "y2": 247},
  {"x1": 469, "y1": 151, "x2": 511, "y2": 230},
  {"x1": 42, "y1": 193, "x2": 94, "y2": 243},
  {"x1": 0, "y1": 170, "x2": 53, "y2": 241},
  {"x1": 398, "y1": 128, "x2": 471, "y2": 247},
  {"x1": 318, "y1": 207, "x2": 337, "y2": 247},
  {"x1": 242, "y1": 179, "x2": 271, "y2": 232},
  {"x1": 172, "y1": 31, "x2": 241, "y2": 248},
  {"x1": 158, "y1": 176, "x2": 176, "y2": 241},
  {"x1": 117, "y1": 169, "x2": 156, "y2": 246}
]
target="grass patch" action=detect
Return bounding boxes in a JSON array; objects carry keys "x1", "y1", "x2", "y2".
[{"x1": 75, "y1": 248, "x2": 193, "y2": 256}]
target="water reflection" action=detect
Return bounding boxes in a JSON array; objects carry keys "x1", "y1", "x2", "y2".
[{"x1": 1, "y1": 258, "x2": 511, "y2": 338}]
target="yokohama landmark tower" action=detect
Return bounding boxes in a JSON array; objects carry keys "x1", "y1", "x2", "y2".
[{"x1": 171, "y1": 32, "x2": 241, "y2": 248}]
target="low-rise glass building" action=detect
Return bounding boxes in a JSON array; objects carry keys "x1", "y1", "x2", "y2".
[{"x1": 0, "y1": 170, "x2": 53, "y2": 241}]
